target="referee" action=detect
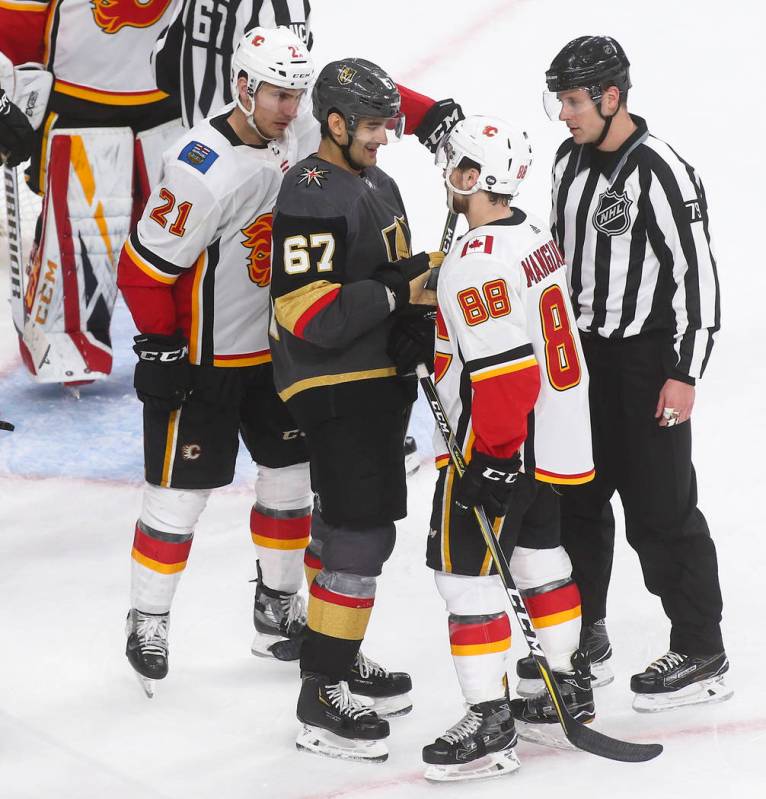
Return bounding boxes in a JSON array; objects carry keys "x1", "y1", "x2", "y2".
[{"x1": 543, "y1": 36, "x2": 730, "y2": 712}]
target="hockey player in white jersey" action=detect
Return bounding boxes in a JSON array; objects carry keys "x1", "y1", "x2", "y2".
[
  {"x1": 405, "y1": 116, "x2": 597, "y2": 781},
  {"x1": 116, "y1": 27, "x2": 319, "y2": 697}
]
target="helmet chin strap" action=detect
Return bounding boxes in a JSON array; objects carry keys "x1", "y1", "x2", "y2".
[
  {"x1": 592, "y1": 91, "x2": 617, "y2": 148},
  {"x1": 330, "y1": 127, "x2": 365, "y2": 172}
]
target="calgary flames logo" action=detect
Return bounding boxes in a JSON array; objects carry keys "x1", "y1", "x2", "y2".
[
  {"x1": 242, "y1": 212, "x2": 273, "y2": 287},
  {"x1": 91, "y1": 0, "x2": 173, "y2": 35}
]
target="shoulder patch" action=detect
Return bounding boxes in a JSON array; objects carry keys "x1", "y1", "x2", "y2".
[
  {"x1": 297, "y1": 165, "x2": 329, "y2": 188},
  {"x1": 461, "y1": 234, "x2": 494, "y2": 257},
  {"x1": 178, "y1": 141, "x2": 219, "y2": 173}
]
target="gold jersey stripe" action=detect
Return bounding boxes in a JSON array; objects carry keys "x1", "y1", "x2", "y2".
[
  {"x1": 274, "y1": 280, "x2": 341, "y2": 334},
  {"x1": 471, "y1": 357, "x2": 539, "y2": 383},
  {"x1": 160, "y1": 409, "x2": 180, "y2": 487},
  {"x1": 124, "y1": 238, "x2": 177, "y2": 285},
  {"x1": 213, "y1": 352, "x2": 271, "y2": 368},
  {"x1": 53, "y1": 80, "x2": 168, "y2": 106},
  {"x1": 278, "y1": 367, "x2": 396, "y2": 402}
]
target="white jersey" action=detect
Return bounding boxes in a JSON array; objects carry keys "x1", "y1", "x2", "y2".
[
  {"x1": 434, "y1": 209, "x2": 594, "y2": 485},
  {"x1": 122, "y1": 107, "x2": 318, "y2": 366}
]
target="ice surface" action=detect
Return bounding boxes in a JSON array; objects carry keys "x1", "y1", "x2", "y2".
[{"x1": 1, "y1": 1, "x2": 765, "y2": 797}]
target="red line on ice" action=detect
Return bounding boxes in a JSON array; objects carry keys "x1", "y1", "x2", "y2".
[{"x1": 296, "y1": 717, "x2": 766, "y2": 799}]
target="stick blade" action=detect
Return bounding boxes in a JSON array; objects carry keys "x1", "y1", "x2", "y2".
[{"x1": 568, "y1": 723, "x2": 663, "y2": 763}]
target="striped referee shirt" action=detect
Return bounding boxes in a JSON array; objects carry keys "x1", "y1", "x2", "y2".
[
  {"x1": 551, "y1": 115, "x2": 720, "y2": 382},
  {"x1": 154, "y1": 0, "x2": 312, "y2": 129}
]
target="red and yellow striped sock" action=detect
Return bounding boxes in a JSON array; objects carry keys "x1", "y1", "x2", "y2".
[
  {"x1": 250, "y1": 503, "x2": 311, "y2": 593},
  {"x1": 448, "y1": 612, "x2": 511, "y2": 704},
  {"x1": 130, "y1": 520, "x2": 193, "y2": 614},
  {"x1": 523, "y1": 580, "x2": 582, "y2": 671}
]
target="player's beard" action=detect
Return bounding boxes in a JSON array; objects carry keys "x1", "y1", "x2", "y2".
[{"x1": 447, "y1": 185, "x2": 468, "y2": 215}]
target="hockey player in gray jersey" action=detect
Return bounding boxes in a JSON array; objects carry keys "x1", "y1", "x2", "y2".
[{"x1": 270, "y1": 59, "x2": 443, "y2": 761}]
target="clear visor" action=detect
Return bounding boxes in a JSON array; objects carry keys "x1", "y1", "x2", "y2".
[
  {"x1": 352, "y1": 113, "x2": 406, "y2": 145},
  {"x1": 251, "y1": 84, "x2": 306, "y2": 115},
  {"x1": 542, "y1": 88, "x2": 598, "y2": 121}
]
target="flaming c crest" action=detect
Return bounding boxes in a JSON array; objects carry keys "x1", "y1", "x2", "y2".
[
  {"x1": 91, "y1": 0, "x2": 173, "y2": 35},
  {"x1": 242, "y1": 212, "x2": 273, "y2": 287}
]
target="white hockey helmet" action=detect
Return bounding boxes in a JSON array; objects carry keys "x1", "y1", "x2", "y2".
[
  {"x1": 231, "y1": 26, "x2": 314, "y2": 114},
  {"x1": 438, "y1": 115, "x2": 533, "y2": 198}
]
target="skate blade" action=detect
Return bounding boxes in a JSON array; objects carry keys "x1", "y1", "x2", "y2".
[
  {"x1": 516, "y1": 661, "x2": 614, "y2": 698},
  {"x1": 134, "y1": 672, "x2": 157, "y2": 699},
  {"x1": 251, "y1": 631, "x2": 300, "y2": 661},
  {"x1": 424, "y1": 746, "x2": 521, "y2": 783},
  {"x1": 296, "y1": 724, "x2": 388, "y2": 762},
  {"x1": 632, "y1": 676, "x2": 734, "y2": 713},
  {"x1": 355, "y1": 691, "x2": 413, "y2": 719}
]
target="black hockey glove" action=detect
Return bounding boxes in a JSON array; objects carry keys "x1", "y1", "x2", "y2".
[
  {"x1": 414, "y1": 99, "x2": 465, "y2": 155},
  {"x1": 0, "y1": 89, "x2": 35, "y2": 168},
  {"x1": 387, "y1": 307, "x2": 436, "y2": 376},
  {"x1": 371, "y1": 251, "x2": 442, "y2": 308},
  {"x1": 454, "y1": 450, "x2": 521, "y2": 519},
  {"x1": 132, "y1": 332, "x2": 191, "y2": 412}
]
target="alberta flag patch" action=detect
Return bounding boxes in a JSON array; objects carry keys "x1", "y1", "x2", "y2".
[
  {"x1": 178, "y1": 141, "x2": 219, "y2": 173},
  {"x1": 461, "y1": 234, "x2": 494, "y2": 257}
]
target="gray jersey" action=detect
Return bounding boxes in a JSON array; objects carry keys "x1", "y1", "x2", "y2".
[{"x1": 269, "y1": 155, "x2": 413, "y2": 409}]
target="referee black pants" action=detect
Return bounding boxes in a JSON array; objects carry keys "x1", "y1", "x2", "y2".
[{"x1": 560, "y1": 332, "x2": 724, "y2": 655}]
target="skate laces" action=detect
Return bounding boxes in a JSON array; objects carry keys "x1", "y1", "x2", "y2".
[
  {"x1": 281, "y1": 592, "x2": 307, "y2": 629},
  {"x1": 355, "y1": 652, "x2": 388, "y2": 679},
  {"x1": 135, "y1": 613, "x2": 168, "y2": 657},
  {"x1": 441, "y1": 709, "x2": 482, "y2": 744},
  {"x1": 326, "y1": 680, "x2": 375, "y2": 719},
  {"x1": 648, "y1": 651, "x2": 686, "y2": 673}
]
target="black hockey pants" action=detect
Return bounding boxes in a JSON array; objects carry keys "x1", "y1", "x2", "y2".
[{"x1": 560, "y1": 332, "x2": 724, "y2": 655}]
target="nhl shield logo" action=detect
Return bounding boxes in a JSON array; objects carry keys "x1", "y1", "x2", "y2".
[{"x1": 592, "y1": 189, "x2": 633, "y2": 236}]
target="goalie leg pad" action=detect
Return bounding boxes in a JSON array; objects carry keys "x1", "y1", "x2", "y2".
[
  {"x1": 435, "y1": 572, "x2": 510, "y2": 704},
  {"x1": 510, "y1": 546, "x2": 582, "y2": 672},
  {"x1": 134, "y1": 118, "x2": 184, "y2": 215},
  {"x1": 22, "y1": 127, "x2": 134, "y2": 382},
  {"x1": 252, "y1": 462, "x2": 312, "y2": 593},
  {"x1": 130, "y1": 484, "x2": 211, "y2": 613}
]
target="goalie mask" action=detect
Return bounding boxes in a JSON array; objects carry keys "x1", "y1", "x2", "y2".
[
  {"x1": 231, "y1": 26, "x2": 314, "y2": 137},
  {"x1": 437, "y1": 115, "x2": 533, "y2": 201}
]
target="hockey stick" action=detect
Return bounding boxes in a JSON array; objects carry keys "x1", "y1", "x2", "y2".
[
  {"x1": 3, "y1": 162, "x2": 26, "y2": 334},
  {"x1": 417, "y1": 364, "x2": 663, "y2": 763}
]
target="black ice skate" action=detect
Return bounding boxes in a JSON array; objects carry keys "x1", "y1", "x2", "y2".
[
  {"x1": 515, "y1": 619, "x2": 613, "y2": 697},
  {"x1": 251, "y1": 562, "x2": 306, "y2": 661},
  {"x1": 631, "y1": 650, "x2": 733, "y2": 712},
  {"x1": 125, "y1": 609, "x2": 169, "y2": 699},
  {"x1": 404, "y1": 435, "x2": 420, "y2": 476},
  {"x1": 346, "y1": 651, "x2": 413, "y2": 718},
  {"x1": 510, "y1": 649, "x2": 595, "y2": 749},
  {"x1": 422, "y1": 698, "x2": 520, "y2": 782},
  {"x1": 296, "y1": 673, "x2": 390, "y2": 762}
]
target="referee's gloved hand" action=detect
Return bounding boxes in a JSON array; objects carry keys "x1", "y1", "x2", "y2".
[
  {"x1": 371, "y1": 251, "x2": 443, "y2": 308},
  {"x1": 132, "y1": 332, "x2": 191, "y2": 412},
  {"x1": 0, "y1": 89, "x2": 35, "y2": 168},
  {"x1": 454, "y1": 450, "x2": 521, "y2": 519},
  {"x1": 414, "y1": 99, "x2": 465, "y2": 155}
]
